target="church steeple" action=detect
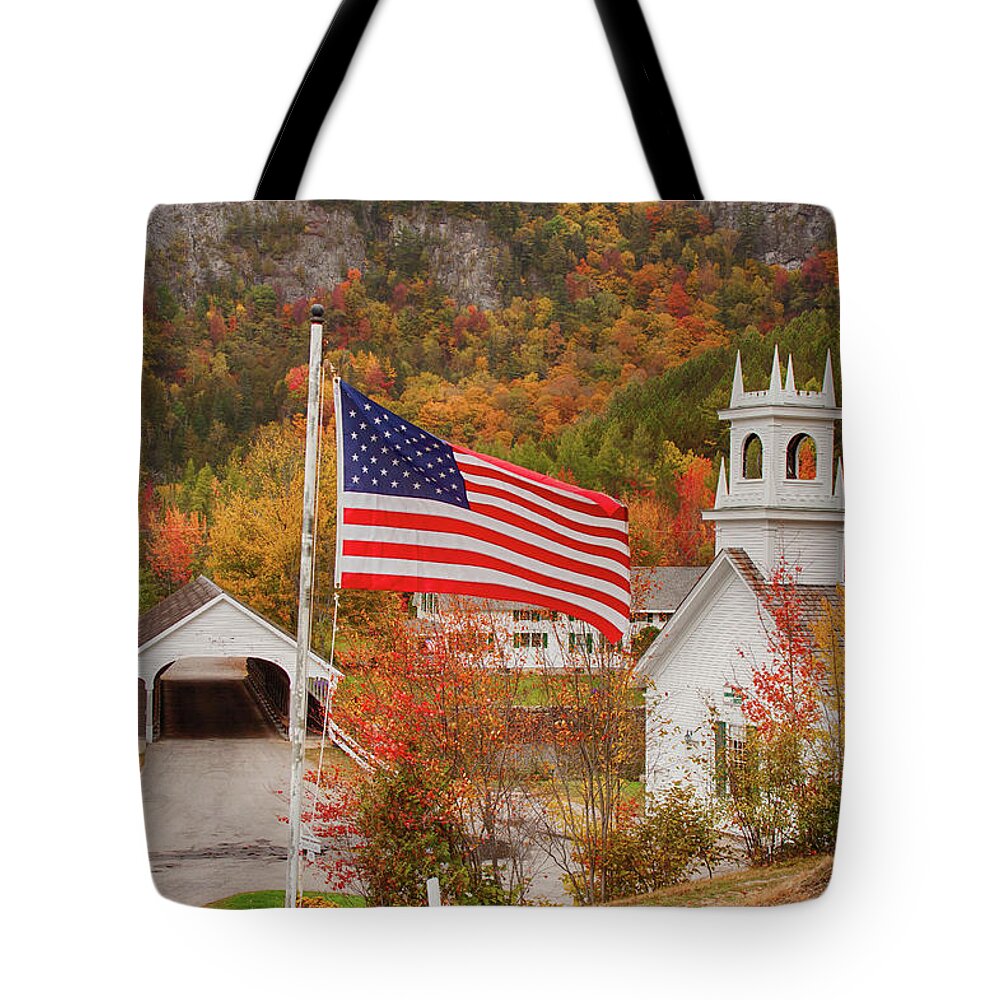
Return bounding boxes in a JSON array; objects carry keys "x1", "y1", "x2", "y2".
[
  {"x1": 704, "y1": 350, "x2": 844, "y2": 584},
  {"x1": 730, "y1": 351, "x2": 744, "y2": 406},
  {"x1": 715, "y1": 457, "x2": 729, "y2": 505},
  {"x1": 822, "y1": 349, "x2": 836, "y2": 406},
  {"x1": 768, "y1": 345, "x2": 782, "y2": 395}
]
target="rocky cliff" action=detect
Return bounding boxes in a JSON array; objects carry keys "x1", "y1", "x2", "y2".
[
  {"x1": 146, "y1": 201, "x2": 507, "y2": 310},
  {"x1": 701, "y1": 202, "x2": 835, "y2": 269},
  {"x1": 145, "y1": 200, "x2": 833, "y2": 312}
]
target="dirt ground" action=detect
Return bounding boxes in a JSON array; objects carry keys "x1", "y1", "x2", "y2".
[{"x1": 608, "y1": 854, "x2": 834, "y2": 906}]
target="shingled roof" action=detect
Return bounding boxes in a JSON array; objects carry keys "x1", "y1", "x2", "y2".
[
  {"x1": 632, "y1": 566, "x2": 707, "y2": 612},
  {"x1": 723, "y1": 548, "x2": 842, "y2": 626},
  {"x1": 138, "y1": 575, "x2": 222, "y2": 647}
]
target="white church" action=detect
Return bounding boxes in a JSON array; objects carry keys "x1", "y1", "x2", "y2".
[{"x1": 642, "y1": 347, "x2": 844, "y2": 800}]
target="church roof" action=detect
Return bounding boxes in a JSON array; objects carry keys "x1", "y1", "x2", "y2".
[
  {"x1": 724, "y1": 548, "x2": 842, "y2": 625},
  {"x1": 138, "y1": 575, "x2": 222, "y2": 647},
  {"x1": 638, "y1": 548, "x2": 843, "y2": 680}
]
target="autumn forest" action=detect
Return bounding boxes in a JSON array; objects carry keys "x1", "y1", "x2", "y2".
[{"x1": 141, "y1": 200, "x2": 840, "y2": 634}]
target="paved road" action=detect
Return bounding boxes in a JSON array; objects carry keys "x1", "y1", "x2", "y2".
[{"x1": 140, "y1": 657, "x2": 328, "y2": 906}]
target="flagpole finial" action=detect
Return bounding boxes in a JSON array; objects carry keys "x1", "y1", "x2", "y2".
[{"x1": 311, "y1": 303, "x2": 325, "y2": 322}]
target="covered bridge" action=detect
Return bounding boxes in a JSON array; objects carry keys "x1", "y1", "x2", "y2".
[{"x1": 138, "y1": 576, "x2": 335, "y2": 743}]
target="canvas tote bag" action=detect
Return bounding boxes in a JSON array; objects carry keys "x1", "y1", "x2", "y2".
[{"x1": 140, "y1": 0, "x2": 843, "y2": 909}]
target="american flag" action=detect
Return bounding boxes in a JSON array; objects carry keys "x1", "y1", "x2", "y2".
[{"x1": 334, "y1": 379, "x2": 630, "y2": 642}]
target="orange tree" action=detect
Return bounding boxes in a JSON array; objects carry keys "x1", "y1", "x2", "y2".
[
  {"x1": 305, "y1": 598, "x2": 534, "y2": 905},
  {"x1": 146, "y1": 505, "x2": 206, "y2": 588},
  {"x1": 724, "y1": 559, "x2": 844, "y2": 862}
]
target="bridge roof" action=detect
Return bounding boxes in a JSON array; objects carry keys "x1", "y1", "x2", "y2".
[{"x1": 139, "y1": 576, "x2": 222, "y2": 647}]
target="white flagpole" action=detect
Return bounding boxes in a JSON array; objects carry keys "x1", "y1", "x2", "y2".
[
  {"x1": 285, "y1": 303, "x2": 325, "y2": 908},
  {"x1": 333, "y1": 371, "x2": 345, "y2": 590}
]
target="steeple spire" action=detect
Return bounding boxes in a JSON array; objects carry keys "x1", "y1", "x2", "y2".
[
  {"x1": 822, "y1": 350, "x2": 836, "y2": 406},
  {"x1": 834, "y1": 457, "x2": 844, "y2": 499},
  {"x1": 785, "y1": 354, "x2": 796, "y2": 394},
  {"x1": 715, "y1": 457, "x2": 728, "y2": 506},
  {"x1": 730, "y1": 351, "x2": 744, "y2": 406},
  {"x1": 768, "y1": 345, "x2": 782, "y2": 396}
]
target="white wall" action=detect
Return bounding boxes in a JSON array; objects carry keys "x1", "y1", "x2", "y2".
[
  {"x1": 138, "y1": 597, "x2": 301, "y2": 687},
  {"x1": 715, "y1": 518, "x2": 845, "y2": 584},
  {"x1": 645, "y1": 571, "x2": 766, "y2": 798}
]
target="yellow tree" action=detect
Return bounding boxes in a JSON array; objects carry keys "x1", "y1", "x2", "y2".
[{"x1": 206, "y1": 420, "x2": 338, "y2": 639}]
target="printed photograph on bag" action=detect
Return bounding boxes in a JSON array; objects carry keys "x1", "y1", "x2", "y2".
[{"x1": 139, "y1": 201, "x2": 843, "y2": 908}]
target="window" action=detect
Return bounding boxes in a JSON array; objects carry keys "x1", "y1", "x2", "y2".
[
  {"x1": 568, "y1": 632, "x2": 593, "y2": 653},
  {"x1": 714, "y1": 720, "x2": 751, "y2": 797},
  {"x1": 742, "y1": 433, "x2": 763, "y2": 479},
  {"x1": 513, "y1": 609, "x2": 545, "y2": 622},
  {"x1": 713, "y1": 720, "x2": 727, "y2": 796},
  {"x1": 723, "y1": 683, "x2": 745, "y2": 706},
  {"x1": 513, "y1": 631, "x2": 548, "y2": 649},
  {"x1": 420, "y1": 593, "x2": 439, "y2": 614},
  {"x1": 786, "y1": 433, "x2": 817, "y2": 480}
]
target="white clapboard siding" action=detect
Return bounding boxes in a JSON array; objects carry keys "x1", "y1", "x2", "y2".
[
  {"x1": 138, "y1": 594, "x2": 329, "y2": 689},
  {"x1": 644, "y1": 569, "x2": 765, "y2": 798},
  {"x1": 715, "y1": 520, "x2": 845, "y2": 585}
]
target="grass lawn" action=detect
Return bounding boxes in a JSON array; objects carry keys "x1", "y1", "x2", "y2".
[
  {"x1": 609, "y1": 854, "x2": 834, "y2": 907},
  {"x1": 323, "y1": 668, "x2": 644, "y2": 708},
  {"x1": 526, "y1": 776, "x2": 646, "y2": 821},
  {"x1": 206, "y1": 890, "x2": 365, "y2": 909},
  {"x1": 514, "y1": 674, "x2": 645, "y2": 707},
  {"x1": 620, "y1": 778, "x2": 645, "y2": 802}
]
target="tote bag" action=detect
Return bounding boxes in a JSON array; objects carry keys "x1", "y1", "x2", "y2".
[{"x1": 140, "y1": 0, "x2": 843, "y2": 909}]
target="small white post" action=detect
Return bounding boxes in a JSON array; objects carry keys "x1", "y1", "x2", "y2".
[
  {"x1": 145, "y1": 685, "x2": 155, "y2": 744},
  {"x1": 426, "y1": 876, "x2": 441, "y2": 907},
  {"x1": 285, "y1": 303, "x2": 325, "y2": 908}
]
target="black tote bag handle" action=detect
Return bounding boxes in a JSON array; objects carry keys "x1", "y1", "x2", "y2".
[{"x1": 255, "y1": 0, "x2": 702, "y2": 201}]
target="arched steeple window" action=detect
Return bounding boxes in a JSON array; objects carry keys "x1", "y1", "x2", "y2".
[
  {"x1": 742, "y1": 434, "x2": 763, "y2": 479},
  {"x1": 786, "y1": 433, "x2": 817, "y2": 480}
]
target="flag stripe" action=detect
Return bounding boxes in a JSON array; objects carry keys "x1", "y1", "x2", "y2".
[
  {"x1": 344, "y1": 502, "x2": 630, "y2": 573},
  {"x1": 453, "y1": 445, "x2": 625, "y2": 515},
  {"x1": 456, "y1": 453, "x2": 627, "y2": 522},
  {"x1": 463, "y1": 477, "x2": 630, "y2": 542},
  {"x1": 465, "y1": 499, "x2": 628, "y2": 565},
  {"x1": 338, "y1": 571, "x2": 629, "y2": 641},
  {"x1": 342, "y1": 522, "x2": 629, "y2": 595},
  {"x1": 342, "y1": 540, "x2": 631, "y2": 618}
]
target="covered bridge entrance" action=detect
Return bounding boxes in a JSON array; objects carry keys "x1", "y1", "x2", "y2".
[{"x1": 138, "y1": 577, "x2": 336, "y2": 743}]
